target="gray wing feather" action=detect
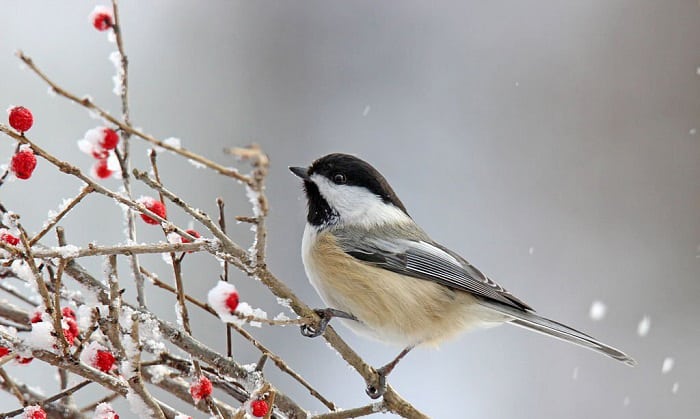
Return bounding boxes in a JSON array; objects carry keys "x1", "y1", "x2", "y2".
[{"x1": 338, "y1": 231, "x2": 532, "y2": 311}]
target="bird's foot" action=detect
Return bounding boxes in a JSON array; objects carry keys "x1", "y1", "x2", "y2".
[
  {"x1": 300, "y1": 308, "x2": 356, "y2": 338},
  {"x1": 365, "y1": 366, "x2": 389, "y2": 399},
  {"x1": 364, "y1": 346, "x2": 414, "y2": 399}
]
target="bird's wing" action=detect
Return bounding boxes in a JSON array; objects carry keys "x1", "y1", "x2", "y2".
[{"x1": 336, "y1": 232, "x2": 532, "y2": 311}]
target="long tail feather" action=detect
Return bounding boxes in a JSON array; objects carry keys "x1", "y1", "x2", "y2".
[{"x1": 481, "y1": 301, "x2": 636, "y2": 366}]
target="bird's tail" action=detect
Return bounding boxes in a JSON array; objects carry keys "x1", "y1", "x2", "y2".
[{"x1": 480, "y1": 301, "x2": 636, "y2": 366}]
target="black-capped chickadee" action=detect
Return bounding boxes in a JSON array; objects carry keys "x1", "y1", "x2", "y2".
[{"x1": 290, "y1": 153, "x2": 635, "y2": 398}]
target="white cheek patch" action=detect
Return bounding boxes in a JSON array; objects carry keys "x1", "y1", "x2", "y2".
[{"x1": 311, "y1": 174, "x2": 410, "y2": 228}]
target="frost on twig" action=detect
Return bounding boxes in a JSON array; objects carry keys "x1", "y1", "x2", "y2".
[{"x1": 0, "y1": 3, "x2": 430, "y2": 419}]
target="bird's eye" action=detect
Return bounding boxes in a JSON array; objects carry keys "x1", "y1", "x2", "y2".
[{"x1": 333, "y1": 173, "x2": 346, "y2": 184}]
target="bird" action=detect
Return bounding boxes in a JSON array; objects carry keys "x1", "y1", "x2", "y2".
[{"x1": 290, "y1": 153, "x2": 635, "y2": 398}]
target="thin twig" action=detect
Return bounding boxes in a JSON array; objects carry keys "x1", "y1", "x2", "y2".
[
  {"x1": 28, "y1": 240, "x2": 209, "y2": 259},
  {"x1": 79, "y1": 392, "x2": 120, "y2": 413},
  {"x1": 51, "y1": 258, "x2": 70, "y2": 357},
  {"x1": 0, "y1": 368, "x2": 26, "y2": 406},
  {"x1": 15, "y1": 51, "x2": 251, "y2": 184},
  {"x1": 311, "y1": 404, "x2": 384, "y2": 419},
  {"x1": 132, "y1": 168, "x2": 250, "y2": 269},
  {"x1": 217, "y1": 197, "x2": 234, "y2": 358},
  {"x1": 149, "y1": 152, "x2": 222, "y2": 418},
  {"x1": 15, "y1": 222, "x2": 57, "y2": 328},
  {"x1": 28, "y1": 185, "x2": 93, "y2": 246},
  {"x1": 0, "y1": 380, "x2": 92, "y2": 418},
  {"x1": 126, "y1": 313, "x2": 166, "y2": 419}
]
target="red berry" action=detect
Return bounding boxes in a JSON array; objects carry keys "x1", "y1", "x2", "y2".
[
  {"x1": 91, "y1": 7, "x2": 113, "y2": 31},
  {"x1": 8, "y1": 106, "x2": 33, "y2": 132},
  {"x1": 10, "y1": 149, "x2": 37, "y2": 180},
  {"x1": 189, "y1": 376, "x2": 212, "y2": 403},
  {"x1": 0, "y1": 347, "x2": 10, "y2": 357},
  {"x1": 30, "y1": 310, "x2": 42, "y2": 323},
  {"x1": 0, "y1": 229, "x2": 19, "y2": 246},
  {"x1": 91, "y1": 148, "x2": 109, "y2": 159},
  {"x1": 94, "y1": 403, "x2": 119, "y2": 419},
  {"x1": 22, "y1": 405, "x2": 47, "y2": 419},
  {"x1": 251, "y1": 399, "x2": 269, "y2": 417},
  {"x1": 100, "y1": 128, "x2": 119, "y2": 150},
  {"x1": 137, "y1": 197, "x2": 167, "y2": 225},
  {"x1": 95, "y1": 350, "x2": 116, "y2": 372},
  {"x1": 225, "y1": 290, "x2": 239, "y2": 313},
  {"x1": 62, "y1": 307, "x2": 76, "y2": 320},
  {"x1": 92, "y1": 159, "x2": 113, "y2": 179},
  {"x1": 16, "y1": 356, "x2": 33, "y2": 365},
  {"x1": 181, "y1": 229, "x2": 201, "y2": 253},
  {"x1": 181, "y1": 229, "x2": 201, "y2": 244},
  {"x1": 63, "y1": 317, "x2": 79, "y2": 345}
]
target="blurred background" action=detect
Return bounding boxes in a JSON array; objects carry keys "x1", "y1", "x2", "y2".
[{"x1": 1, "y1": 1, "x2": 699, "y2": 417}]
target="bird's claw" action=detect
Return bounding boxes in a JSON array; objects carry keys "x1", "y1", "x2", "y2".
[
  {"x1": 365, "y1": 368, "x2": 388, "y2": 399},
  {"x1": 300, "y1": 308, "x2": 357, "y2": 338},
  {"x1": 300, "y1": 309, "x2": 331, "y2": 338}
]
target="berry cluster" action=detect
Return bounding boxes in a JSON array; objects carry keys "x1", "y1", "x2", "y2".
[
  {"x1": 31, "y1": 306, "x2": 79, "y2": 346},
  {"x1": 6, "y1": 106, "x2": 38, "y2": 180},
  {"x1": 77, "y1": 126, "x2": 120, "y2": 179}
]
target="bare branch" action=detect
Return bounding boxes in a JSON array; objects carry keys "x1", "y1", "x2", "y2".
[
  {"x1": 28, "y1": 185, "x2": 93, "y2": 246},
  {"x1": 15, "y1": 51, "x2": 251, "y2": 184}
]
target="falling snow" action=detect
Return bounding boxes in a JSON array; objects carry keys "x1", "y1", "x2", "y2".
[
  {"x1": 672, "y1": 382, "x2": 679, "y2": 394},
  {"x1": 661, "y1": 357, "x2": 674, "y2": 374},
  {"x1": 572, "y1": 367, "x2": 579, "y2": 380},
  {"x1": 362, "y1": 105, "x2": 371, "y2": 116},
  {"x1": 589, "y1": 300, "x2": 607, "y2": 321},
  {"x1": 637, "y1": 315, "x2": 651, "y2": 337}
]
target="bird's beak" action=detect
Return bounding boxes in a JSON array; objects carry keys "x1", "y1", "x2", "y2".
[{"x1": 289, "y1": 166, "x2": 310, "y2": 180}]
